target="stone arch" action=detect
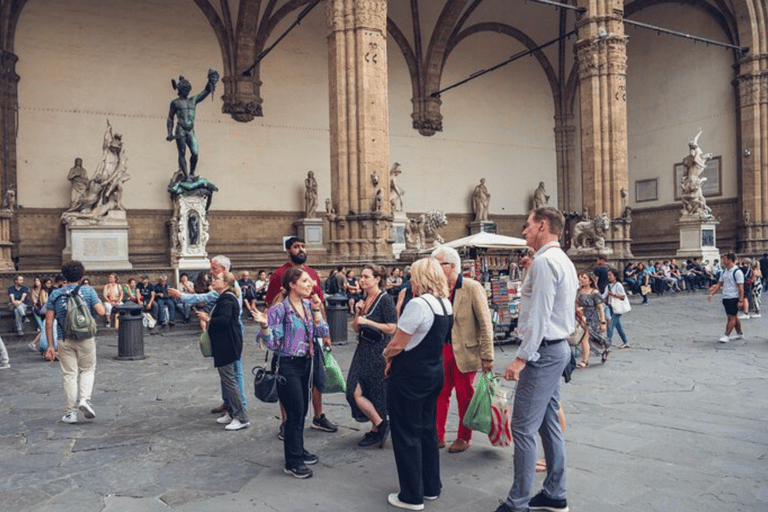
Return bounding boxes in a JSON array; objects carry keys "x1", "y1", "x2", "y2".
[{"x1": 445, "y1": 23, "x2": 561, "y2": 115}]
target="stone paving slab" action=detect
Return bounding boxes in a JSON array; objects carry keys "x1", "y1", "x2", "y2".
[{"x1": 0, "y1": 290, "x2": 766, "y2": 511}]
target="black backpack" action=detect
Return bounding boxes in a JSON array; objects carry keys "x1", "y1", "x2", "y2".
[{"x1": 325, "y1": 273, "x2": 339, "y2": 295}]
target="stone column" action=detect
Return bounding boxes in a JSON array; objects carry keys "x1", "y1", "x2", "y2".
[
  {"x1": 0, "y1": 51, "x2": 19, "y2": 261},
  {"x1": 574, "y1": 0, "x2": 632, "y2": 258},
  {"x1": 735, "y1": 60, "x2": 768, "y2": 252},
  {"x1": 327, "y1": 0, "x2": 393, "y2": 261},
  {"x1": 0, "y1": 51, "x2": 18, "y2": 197},
  {"x1": 554, "y1": 113, "x2": 577, "y2": 212}
]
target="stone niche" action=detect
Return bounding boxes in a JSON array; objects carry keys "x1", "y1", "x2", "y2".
[{"x1": 170, "y1": 195, "x2": 210, "y2": 270}]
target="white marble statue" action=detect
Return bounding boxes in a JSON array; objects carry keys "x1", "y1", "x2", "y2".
[
  {"x1": 533, "y1": 181, "x2": 550, "y2": 209},
  {"x1": 571, "y1": 212, "x2": 611, "y2": 251},
  {"x1": 680, "y1": 129, "x2": 713, "y2": 218},
  {"x1": 389, "y1": 163, "x2": 405, "y2": 212},
  {"x1": 64, "y1": 120, "x2": 130, "y2": 220},
  {"x1": 472, "y1": 178, "x2": 490, "y2": 222},
  {"x1": 304, "y1": 170, "x2": 318, "y2": 218}
]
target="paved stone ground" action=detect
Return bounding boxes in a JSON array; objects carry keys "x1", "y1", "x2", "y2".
[{"x1": 0, "y1": 290, "x2": 766, "y2": 512}]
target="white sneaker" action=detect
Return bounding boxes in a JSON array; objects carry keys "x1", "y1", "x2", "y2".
[
  {"x1": 78, "y1": 399, "x2": 95, "y2": 419},
  {"x1": 387, "y1": 493, "x2": 424, "y2": 511},
  {"x1": 0, "y1": 363, "x2": 10, "y2": 370},
  {"x1": 61, "y1": 412, "x2": 78, "y2": 424},
  {"x1": 224, "y1": 418, "x2": 250, "y2": 431},
  {"x1": 718, "y1": 335, "x2": 730, "y2": 343},
  {"x1": 729, "y1": 333, "x2": 743, "y2": 340},
  {"x1": 216, "y1": 413, "x2": 232, "y2": 424},
  {"x1": 738, "y1": 313, "x2": 750, "y2": 320},
  {"x1": 750, "y1": 313, "x2": 761, "y2": 318}
]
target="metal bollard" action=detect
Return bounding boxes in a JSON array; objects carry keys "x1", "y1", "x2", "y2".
[{"x1": 113, "y1": 303, "x2": 147, "y2": 360}]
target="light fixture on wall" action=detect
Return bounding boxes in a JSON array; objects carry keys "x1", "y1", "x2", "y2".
[{"x1": 744, "y1": 148, "x2": 751, "y2": 157}]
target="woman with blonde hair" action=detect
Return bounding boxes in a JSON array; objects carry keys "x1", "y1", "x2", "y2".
[
  {"x1": 196, "y1": 272, "x2": 248, "y2": 431},
  {"x1": 383, "y1": 258, "x2": 452, "y2": 510}
]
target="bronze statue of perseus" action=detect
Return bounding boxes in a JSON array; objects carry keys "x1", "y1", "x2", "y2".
[{"x1": 166, "y1": 69, "x2": 219, "y2": 182}]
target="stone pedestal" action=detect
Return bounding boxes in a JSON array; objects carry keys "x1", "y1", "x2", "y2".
[
  {"x1": 170, "y1": 195, "x2": 210, "y2": 270},
  {"x1": 677, "y1": 216, "x2": 720, "y2": 262},
  {"x1": 391, "y1": 212, "x2": 408, "y2": 258},
  {"x1": 294, "y1": 218, "x2": 325, "y2": 253},
  {"x1": 468, "y1": 220, "x2": 496, "y2": 235},
  {"x1": 62, "y1": 210, "x2": 132, "y2": 270}
]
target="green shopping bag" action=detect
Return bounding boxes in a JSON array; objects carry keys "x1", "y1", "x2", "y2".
[
  {"x1": 462, "y1": 372, "x2": 495, "y2": 434},
  {"x1": 323, "y1": 347, "x2": 346, "y2": 394}
]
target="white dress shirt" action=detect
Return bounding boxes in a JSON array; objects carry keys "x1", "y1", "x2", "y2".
[{"x1": 515, "y1": 241, "x2": 578, "y2": 362}]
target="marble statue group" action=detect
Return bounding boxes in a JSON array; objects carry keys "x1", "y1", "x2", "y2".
[
  {"x1": 680, "y1": 129, "x2": 713, "y2": 218},
  {"x1": 65, "y1": 120, "x2": 130, "y2": 220}
]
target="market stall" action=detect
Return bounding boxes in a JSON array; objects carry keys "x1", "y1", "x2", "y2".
[{"x1": 445, "y1": 233, "x2": 528, "y2": 343}]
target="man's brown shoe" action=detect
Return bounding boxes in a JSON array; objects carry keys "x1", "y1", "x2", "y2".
[
  {"x1": 448, "y1": 439, "x2": 470, "y2": 453},
  {"x1": 210, "y1": 404, "x2": 227, "y2": 414},
  {"x1": 437, "y1": 438, "x2": 446, "y2": 449}
]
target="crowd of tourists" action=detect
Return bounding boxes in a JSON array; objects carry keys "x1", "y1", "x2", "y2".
[{"x1": 7, "y1": 208, "x2": 767, "y2": 512}]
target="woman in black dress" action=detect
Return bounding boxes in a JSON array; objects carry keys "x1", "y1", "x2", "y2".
[{"x1": 347, "y1": 264, "x2": 398, "y2": 447}]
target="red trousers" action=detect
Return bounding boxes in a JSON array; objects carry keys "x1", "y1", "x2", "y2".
[{"x1": 436, "y1": 343, "x2": 477, "y2": 442}]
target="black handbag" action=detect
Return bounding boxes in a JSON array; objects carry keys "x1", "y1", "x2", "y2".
[
  {"x1": 357, "y1": 292, "x2": 386, "y2": 344},
  {"x1": 358, "y1": 325, "x2": 384, "y2": 344},
  {"x1": 312, "y1": 338, "x2": 327, "y2": 392},
  {"x1": 253, "y1": 353, "x2": 284, "y2": 403}
]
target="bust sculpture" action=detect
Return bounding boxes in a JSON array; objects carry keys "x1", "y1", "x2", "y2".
[
  {"x1": 166, "y1": 69, "x2": 219, "y2": 182},
  {"x1": 304, "y1": 171, "x2": 318, "y2": 218},
  {"x1": 680, "y1": 129, "x2": 713, "y2": 218},
  {"x1": 472, "y1": 178, "x2": 490, "y2": 222},
  {"x1": 533, "y1": 181, "x2": 550, "y2": 209}
]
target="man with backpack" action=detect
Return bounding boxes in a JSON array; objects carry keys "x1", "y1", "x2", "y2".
[{"x1": 44, "y1": 261, "x2": 105, "y2": 424}]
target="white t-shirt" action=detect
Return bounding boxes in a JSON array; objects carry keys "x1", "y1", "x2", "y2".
[
  {"x1": 397, "y1": 294, "x2": 453, "y2": 351},
  {"x1": 719, "y1": 266, "x2": 744, "y2": 299}
]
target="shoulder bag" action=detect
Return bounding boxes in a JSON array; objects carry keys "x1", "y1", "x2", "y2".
[
  {"x1": 253, "y1": 351, "x2": 283, "y2": 403},
  {"x1": 198, "y1": 302, "x2": 218, "y2": 358},
  {"x1": 358, "y1": 291, "x2": 386, "y2": 344},
  {"x1": 252, "y1": 305, "x2": 287, "y2": 402},
  {"x1": 609, "y1": 283, "x2": 631, "y2": 315}
]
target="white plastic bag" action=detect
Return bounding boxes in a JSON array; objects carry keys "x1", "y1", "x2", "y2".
[{"x1": 488, "y1": 387, "x2": 513, "y2": 448}]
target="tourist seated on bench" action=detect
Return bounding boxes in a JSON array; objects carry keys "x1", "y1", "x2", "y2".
[{"x1": 8, "y1": 275, "x2": 29, "y2": 335}]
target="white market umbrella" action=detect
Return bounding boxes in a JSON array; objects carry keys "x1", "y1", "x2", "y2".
[{"x1": 444, "y1": 232, "x2": 528, "y2": 251}]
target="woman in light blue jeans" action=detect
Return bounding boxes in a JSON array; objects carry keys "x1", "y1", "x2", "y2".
[{"x1": 603, "y1": 269, "x2": 629, "y2": 349}]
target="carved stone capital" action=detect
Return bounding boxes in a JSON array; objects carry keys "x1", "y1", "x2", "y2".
[
  {"x1": 327, "y1": 0, "x2": 386, "y2": 33},
  {"x1": 221, "y1": 75, "x2": 263, "y2": 122},
  {"x1": 575, "y1": 35, "x2": 628, "y2": 78},
  {"x1": 0, "y1": 50, "x2": 20, "y2": 84},
  {"x1": 411, "y1": 96, "x2": 443, "y2": 136},
  {"x1": 736, "y1": 72, "x2": 768, "y2": 108}
]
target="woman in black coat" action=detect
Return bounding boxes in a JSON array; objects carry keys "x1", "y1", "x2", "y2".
[{"x1": 197, "y1": 271, "x2": 248, "y2": 431}]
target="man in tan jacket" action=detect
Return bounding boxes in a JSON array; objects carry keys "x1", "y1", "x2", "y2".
[{"x1": 432, "y1": 245, "x2": 494, "y2": 453}]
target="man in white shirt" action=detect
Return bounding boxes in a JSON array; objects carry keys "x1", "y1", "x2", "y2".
[
  {"x1": 708, "y1": 252, "x2": 745, "y2": 343},
  {"x1": 495, "y1": 207, "x2": 577, "y2": 512}
]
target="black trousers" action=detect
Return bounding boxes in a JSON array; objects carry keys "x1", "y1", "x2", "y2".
[
  {"x1": 387, "y1": 374, "x2": 442, "y2": 505},
  {"x1": 277, "y1": 356, "x2": 311, "y2": 469}
]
